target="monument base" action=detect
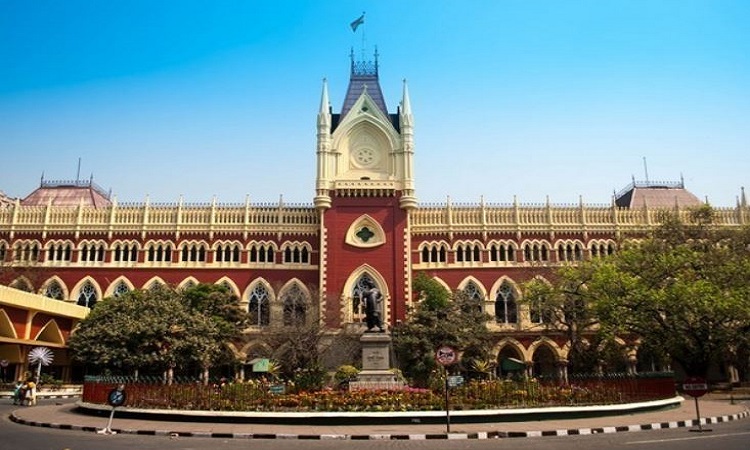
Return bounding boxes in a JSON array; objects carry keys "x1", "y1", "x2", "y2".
[{"x1": 350, "y1": 332, "x2": 405, "y2": 390}]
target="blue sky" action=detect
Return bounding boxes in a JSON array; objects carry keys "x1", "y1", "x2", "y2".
[{"x1": 1, "y1": 1, "x2": 748, "y2": 206}]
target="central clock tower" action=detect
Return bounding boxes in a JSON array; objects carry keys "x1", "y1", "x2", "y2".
[{"x1": 315, "y1": 51, "x2": 416, "y2": 330}]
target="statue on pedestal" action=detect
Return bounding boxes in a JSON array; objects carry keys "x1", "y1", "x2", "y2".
[{"x1": 362, "y1": 281, "x2": 385, "y2": 333}]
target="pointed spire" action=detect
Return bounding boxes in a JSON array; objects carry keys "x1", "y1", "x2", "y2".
[
  {"x1": 400, "y1": 79, "x2": 413, "y2": 127},
  {"x1": 319, "y1": 78, "x2": 330, "y2": 114},
  {"x1": 317, "y1": 78, "x2": 331, "y2": 129},
  {"x1": 741, "y1": 186, "x2": 747, "y2": 208}
]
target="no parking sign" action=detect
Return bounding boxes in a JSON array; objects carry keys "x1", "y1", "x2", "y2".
[{"x1": 435, "y1": 346, "x2": 457, "y2": 366}]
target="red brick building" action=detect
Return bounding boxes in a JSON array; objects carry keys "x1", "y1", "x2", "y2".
[{"x1": 1, "y1": 53, "x2": 747, "y2": 381}]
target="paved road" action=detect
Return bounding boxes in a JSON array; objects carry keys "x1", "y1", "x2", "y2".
[{"x1": 3, "y1": 398, "x2": 750, "y2": 450}]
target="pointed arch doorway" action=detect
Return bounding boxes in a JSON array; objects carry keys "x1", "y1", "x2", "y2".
[{"x1": 343, "y1": 267, "x2": 389, "y2": 327}]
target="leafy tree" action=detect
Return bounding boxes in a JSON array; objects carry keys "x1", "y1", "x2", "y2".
[
  {"x1": 68, "y1": 287, "x2": 194, "y2": 377},
  {"x1": 523, "y1": 263, "x2": 613, "y2": 373},
  {"x1": 180, "y1": 284, "x2": 251, "y2": 380},
  {"x1": 181, "y1": 283, "x2": 249, "y2": 340},
  {"x1": 587, "y1": 207, "x2": 750, "y2": 378},
  {"x1": 413, "y1": 272, "x2": 450, "y2": 310},
  {"x1": 69, "y1": 284, "x2": 250, "y2": 382},
  {"x1": 393, "y1": 275, "x2": 492, "y2": 386}
]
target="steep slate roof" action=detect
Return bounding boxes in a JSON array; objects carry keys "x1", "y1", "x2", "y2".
[
  {"x1": 332, "y1": 54, "x2": 401, "y2": 133},
  {"x1": 615, "y1": 180, "x2": 702, "y2": 209},
  {"x1": 21, "y1": 180, "x2": 111, "y2": 208},
  {"x1": 340, "y1": 59, "x2": 389, "y2": 119}
]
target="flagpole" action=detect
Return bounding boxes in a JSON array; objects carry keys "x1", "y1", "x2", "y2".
[
  {"x1": 361, "y1": 23, "x2": 366, "y2": 62},
  {"x1": 360, "y1": 12, "x2": 366, "y2": 62},
  {"x1": 350, "y1": 12, "x2": 366, "y2": 61}
]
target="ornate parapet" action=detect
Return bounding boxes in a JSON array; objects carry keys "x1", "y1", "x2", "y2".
[
  {"x1": 0, "y1": 200, "x2": 320, "y2": 239},
  {"x1": 410, "y1": 202, "x2": 747, "y2": 236}
]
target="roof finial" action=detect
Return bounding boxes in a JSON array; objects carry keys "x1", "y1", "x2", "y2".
[
  {"x1": 319, "y1": 78, "x2": 330, "y2": 114},
  {"x1": 401, "y1": 79, "x2": 412, "y2": 115}
]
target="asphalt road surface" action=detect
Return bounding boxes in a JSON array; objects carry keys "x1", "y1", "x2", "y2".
[{"x1": 2, "y1": 398, "x2": 749, "y2": 450}]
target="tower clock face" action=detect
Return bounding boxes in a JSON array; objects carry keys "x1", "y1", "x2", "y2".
[{"x1": 353, "y1": 147, "x2": 378, "y2": 167}]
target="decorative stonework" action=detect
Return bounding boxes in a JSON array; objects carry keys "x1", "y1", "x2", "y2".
[{"x1": 344, "y1": 214, "x2": 385, "y2": 249}]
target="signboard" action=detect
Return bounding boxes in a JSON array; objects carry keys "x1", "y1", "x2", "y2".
[
  {"x1": 435, "y1": 346, "x2": 457, "y2": 366},
  {"x1": 447, "y1": 375, "x2": 464, "y2": 388},
  {"x1": 251, "y1": 358, "x2": 270, "y2": 372},
  {"x1": 269, "y1": 384, "x2": 286, "y2": 395},
  {"x1": 682, "y1": 377, "x2": 708, "y2": 398}
]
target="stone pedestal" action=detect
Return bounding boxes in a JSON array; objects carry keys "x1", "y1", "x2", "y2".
[{"x1": 350, "y1": 332, "x2": 402, "y2": 390}]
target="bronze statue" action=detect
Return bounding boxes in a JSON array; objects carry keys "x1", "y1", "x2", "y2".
[{"x1": 362, "y1": 281, "x2": 385, "y2": 332}]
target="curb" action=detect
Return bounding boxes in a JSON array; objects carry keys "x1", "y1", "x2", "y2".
[
  {"x1": 1, "y1": 394, "x2": 80, "y2": 400},
  {"x1": 8, "y1": 408, "x2": 749, "y2": 440},
  {"x1": 1, "y1": 391, "x2": 81, "y2": 400},
  {"x1": 72, "y1": 396, "x2": 685, "y2": 425}
]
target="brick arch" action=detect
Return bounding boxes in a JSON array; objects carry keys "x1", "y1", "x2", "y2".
[
  {"x1": 70, "y1": 276, "x2": 103, "y2": 307},
  {"x1": 177, "y1": 276, "x2": 200, "y2": 290},
  {"x1": 493, "y1": 337, "x2": 528, "y2": 361},
  {"x1": 104, "y1": 276, "x2": 136, "y2": 297},
  {"x1": 214, "y1": 276, "x2": 241, "y2": 298},
  {"x1": 456, "y1": 276, "x2": 487, "y2": 299},
  {"x1": 39, "y1": 276, "x2": 69, "y2": 300},
  {"x1": 278, "y1": 278, "x2": 314, "y2": 325},
  {"x1": 142, "y1": 276, "x2": 168, "y2": 290},
  {"x1": 242, "y1": 278, "x2": 276, "y2": 306},
  {"x1": 10, "y1": 276, "x2": 34, "y2": 292},
  {"x1": 341, "y1": 265, "x2": 391, "y2": 326}
]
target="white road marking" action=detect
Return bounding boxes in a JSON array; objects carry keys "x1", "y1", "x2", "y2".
[{"x1": 626, "y1": 431, "x2": 750, "y2": 445}]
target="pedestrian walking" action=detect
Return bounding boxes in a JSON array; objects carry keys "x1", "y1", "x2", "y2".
[
  {"x1": 23, "y1": 379, "x2": 36, "y2": 406},
  {"x1": 12, "y1": 380, "x2": 23, "y2": 405}
]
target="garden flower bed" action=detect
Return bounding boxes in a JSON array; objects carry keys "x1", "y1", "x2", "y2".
[{"x1": 82, "y1": 373, "x2": 676, "y2": 412}]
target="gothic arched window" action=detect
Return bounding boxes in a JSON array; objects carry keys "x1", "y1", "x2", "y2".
[
  {"x1": 282, "y1": 284, "x2": 307, "y2": 326},
  {"x1": 248, "y1": 284, "x2": 270, "y2": 327},
  {"x1": 113, "y1": 281, "x2": 130, "y2": 297},
  {"x1": 45, "y1": 281, "x2": 64, "y2": 300},
  {"x1": 462, "y1": 281, "x2": 483, "y2": 314},
  {"x1": 77, "y1": 282, "x2": 98, "y2": 308},
  {"x1": 494, "y1": 282, "x2": 517, "y2": 324}
]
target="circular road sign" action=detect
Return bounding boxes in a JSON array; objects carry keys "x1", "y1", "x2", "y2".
[
  {"x1": 435, "y1": 346, "x2": 457, "y2": 366},
  {"x1": 107, "y1": 387, "x2": 127, "y2": 407},
  {"x1": 682, "y1": 377, "x2": 708, "y2": 398}
]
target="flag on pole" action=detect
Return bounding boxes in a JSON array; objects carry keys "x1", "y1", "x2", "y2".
[{"x1": 350, "y1": 13, "x2": 365, "y2": 32}]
